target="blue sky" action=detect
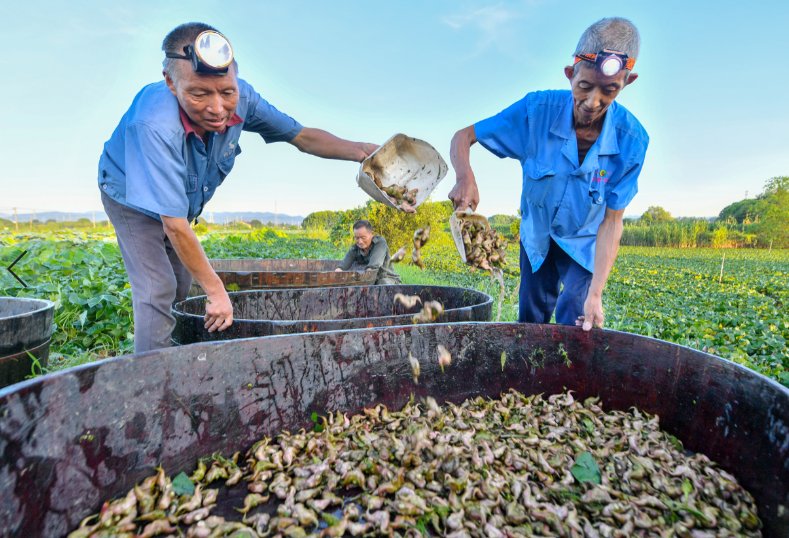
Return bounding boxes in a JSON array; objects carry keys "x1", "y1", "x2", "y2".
[{"x1": 2, "y1": 0, "x2": 787, "y2": 218}]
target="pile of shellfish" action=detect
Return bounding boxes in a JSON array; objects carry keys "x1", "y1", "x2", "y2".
[
  {"x1": 69, "y1": 390, "x2": 761, "y2": 537},
  {"x1": 459, "y1": 219, "x2": 507, "y2": 272},
  {"x1": 373, "y1": 177, "x2": 418, "y2": 212}
]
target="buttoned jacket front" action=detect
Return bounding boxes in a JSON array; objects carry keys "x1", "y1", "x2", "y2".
[{"x1": 475, "y1": 90, "x2": 649, "y2": 272}]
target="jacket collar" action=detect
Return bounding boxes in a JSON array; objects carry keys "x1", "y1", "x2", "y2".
[
  {"x1": 550, "y1": 93, "x2": 620, "y2": 157},
  {"x1": 179, "y1": 107, "x2": 243, "y2": 138}
]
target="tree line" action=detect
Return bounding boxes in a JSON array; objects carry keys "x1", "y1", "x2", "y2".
[
  {"x1": 622, "y1": 176, "x2": 787, "y2": 248},
  {"x1": 303, "y1": 177, "x2": 787, "y2": 250}
]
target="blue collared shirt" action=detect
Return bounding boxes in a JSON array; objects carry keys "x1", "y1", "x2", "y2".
[
  {"x1": 475, "y1": 90, "x2": 648, "y2": 272},
  {"x1": 98, "y1": 79, "x2": 303, "y2": 222}
]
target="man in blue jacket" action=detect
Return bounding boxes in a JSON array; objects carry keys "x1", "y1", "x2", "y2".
[
  {"x1": 99, "y1": 22, "x2": 377, "y2": 352},
  {"x1": 448, "y1": 18, "x2": 649, "y2": 331}
]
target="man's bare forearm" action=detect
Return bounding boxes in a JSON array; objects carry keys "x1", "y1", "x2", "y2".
[
  {"x1": 450, "y1": 126, "x2": 477, "y2": 180},
  {"x1": 161, "y1": 217, "x2": 223, "y2": 294},
  {"x1": 589, "y1": 209, "x2": 624, "y2": 298},
  {"x1": 291, "y1": 127, "x2": 375, "y2": 162}
]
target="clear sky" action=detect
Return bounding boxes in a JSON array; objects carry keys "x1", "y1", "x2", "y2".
[{"x1": 1, "y1": 0, "x2": 787, "y2": 218}]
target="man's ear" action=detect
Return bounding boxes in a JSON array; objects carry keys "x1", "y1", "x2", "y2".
[
  {"x1": 164, "y1": 71, "x2": 177, "y2": 96},
  {"x1": 564, "y1": 66, "x2": 575, "y2": 81},
  {"x1": 625, "y1": 72, "x2": 639, "y2": 86}
]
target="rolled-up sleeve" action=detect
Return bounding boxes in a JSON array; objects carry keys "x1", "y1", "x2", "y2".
[
  {"x1": 338, "y1": 248, "x2": 355, "y2": 270},
  {"x1": 606, "y1": 135, "x2": 649, "y2": 211},
  {"x1": 605, "y1": 161, "x2": 640, "y2": 211},
  {"x1": 474, "y1": 95, "x2": 530, "y2": 161},
  {"x1": 366, "y1": 240, "x2": 388, "y2": 270},
  {"x1": 240, "y1": 80, "x2": 303, "y2": 143},
  {"x1": 124, "y1": 122, "x2": 188, "y2": 218}
]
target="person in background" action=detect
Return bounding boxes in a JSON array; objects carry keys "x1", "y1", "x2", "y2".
[
  {"x1": 448, "y1": 17, "x2": 648, "y2": 331},
  {"x1": 99, "y1": 22, "x2": 378, "y2": 352},
  {"x1": 336, "y1": 220, "x2": 401, "y2": 285}
]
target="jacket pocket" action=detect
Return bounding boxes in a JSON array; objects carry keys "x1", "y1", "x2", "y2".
[
  {"x1": 216, "y1": 144, "x2": 242, "y2": 183},
  {"x1": 524, "y1": 161, "x2": 555, "y2": 180},
  {"x1": 522, "y1": 161, "x2": 555, "y2": 206}
]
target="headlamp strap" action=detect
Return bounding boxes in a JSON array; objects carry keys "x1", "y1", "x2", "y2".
[
  {"x1": 164, "y1": 45, "x2": 192, "y2": 61},
  {"x1": 574, "y1": 51, "x2": 636, "y2": 71}
]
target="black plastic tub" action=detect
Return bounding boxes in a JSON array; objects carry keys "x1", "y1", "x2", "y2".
[
  {"x1": 0, "y1": 323, "x2": 786, "y2": 536},
  {"x1": 188, "y1": 258, "x2": 377, "y2": 295},
  {"x1": 0, "y1": 296, "x2": 55, "y2": 388},
  {"x1": 172, "y1": 284, "x2": 493, "y2": 344}
]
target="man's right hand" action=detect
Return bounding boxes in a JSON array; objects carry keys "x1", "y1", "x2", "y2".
[
  {"x1": 161, "y1": 216, "x2": 235, "y2": 333},
  {"x1": 204, "y1": 288, "x2": 233, "y2": 332},
  {"x1": 448, "y1": 173, "x2": 480, "y2": 212},
  {"x1": 448, "y1": 126, "x2": 480, "y2": 211}
]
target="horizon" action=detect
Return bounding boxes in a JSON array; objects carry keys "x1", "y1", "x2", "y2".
[
  {"x1": 2, "y1": 1, "x2": 787, "y2": 218},
  {"x1": 0, "y1": 208, "x2": 724, "y2": 224}
]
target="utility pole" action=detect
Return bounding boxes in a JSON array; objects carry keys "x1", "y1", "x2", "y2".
[
  {"x1": 92, "y1": 211, "x2": 96, "y2": 227},
  {"x1": 274, "y1": 201, "x2": 278, "y2": 227},
  {"x1": 12, "y1": 207, "x2": 18, "y2": 231}
]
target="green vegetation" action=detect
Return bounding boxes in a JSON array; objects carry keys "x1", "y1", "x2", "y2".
[
  {"x1": 621, "y1": 176, "x2": 789, "y2": 248},
  {"x1": 1, "y1": 209, "x2": 787, "y2": 387}
]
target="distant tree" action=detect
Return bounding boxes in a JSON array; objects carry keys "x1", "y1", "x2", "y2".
[
  {"x1": 249, "y1": 219, "x2": 263, "y2": 228},
  {"x1": 640, "y1": 206, "x2": 673, "y2": 224},
  {"x1": 489, "y1": 214, "x2": 519, "y2": 239},
  {"x1": 365, "y1": 200, "x2": 453, "y2": 251},
  {"x1": 718, "y1": 198, "x2": 764, "y2": 224},
  {"x1": 303, "y1": 210, "x2": 343, "y2": 231},
  {"x1": 757, "y1": 176, "x2": 789, "y2": 248}
]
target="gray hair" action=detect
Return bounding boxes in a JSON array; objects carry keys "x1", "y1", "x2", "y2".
[
  {"x1": 162, "y1": 22, "x2": 221, "y2": 79},
  {"x1": 573, "y1": 17, "x2": 640, "y2": 64},
  {"x1": 353, "y1": 220, "x2": 373, "y2": 232}
]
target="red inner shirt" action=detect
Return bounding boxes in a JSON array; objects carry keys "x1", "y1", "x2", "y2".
[{"x1": 179, "y1": 107, "x2": 242, "y2": 137}]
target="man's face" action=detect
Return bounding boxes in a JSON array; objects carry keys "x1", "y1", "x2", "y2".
[
  {"x1": 564, "y1": 63, "x2": 636, "y2": 127},
  {"x1": 354, "y1": 227, "x2": 374, "y2": 251},
  {"x1": 165, "y1": 62, "x2": 239, "y2": 136}
]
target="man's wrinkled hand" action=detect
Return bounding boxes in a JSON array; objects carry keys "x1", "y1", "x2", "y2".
[
  {"x1": 448, "y1": 175, "x2": 479, "y2": 211},
  {"x1": 204, "y1": 289, "x2": 233, "y2": 332},
  {"x1": 576, "y1": 293, "x2": 604, "y2": 331},
  {"x1": 357, "y1": 142, "x2": 379, "y2": 161}
]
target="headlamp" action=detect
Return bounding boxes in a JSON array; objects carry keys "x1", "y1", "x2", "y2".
[
  {"x1": 574, "y1": 49, "x2": 635, "y2": 77},
  {"x1": 165, "y1": 30, "x2": 234, "y2": 75}
]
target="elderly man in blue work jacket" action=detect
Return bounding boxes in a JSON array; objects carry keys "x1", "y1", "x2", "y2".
[
  {"x1": 98, "y1": 22, "x2": 378, "y2": 353},
  {"x1": 448, "y1": 17, "x2": 649, "y2": 331}
]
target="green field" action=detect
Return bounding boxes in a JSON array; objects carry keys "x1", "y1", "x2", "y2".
[{"x1": 1, "y1": 228, "x2": 787, "y2": 386}]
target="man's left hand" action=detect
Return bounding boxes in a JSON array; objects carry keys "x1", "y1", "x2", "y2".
[
  {"x1": 357, "y1": 142, "x2": 379, "y2": 162},
  {"x1": 577, "y1": 293, "x2": 604, "y2": 331}
]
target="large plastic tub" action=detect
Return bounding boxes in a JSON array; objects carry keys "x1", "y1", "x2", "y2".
[
  {"x1": 0, "y1": 296, "x2": 55, "y2": 388},
  {"x1": 0, "y1": 323, "x2": 786, "y2": 536},
  {"x1": 172, "y1": 284, "x2": 493, "y2": 344},
  {"x1": 189, "y1": 258, "x2": 378, "y2": 295}
]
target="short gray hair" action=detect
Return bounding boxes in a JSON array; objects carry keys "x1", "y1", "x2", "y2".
[
  {"x1": 161, "y1": 22, "x2": 219, "y2": 78},
  {"x1": 353, "y1": 220, "x2": 373, "y2": 232},
  {"x1": 573, "y1": 17, "x2": 640, "y2": 61}
]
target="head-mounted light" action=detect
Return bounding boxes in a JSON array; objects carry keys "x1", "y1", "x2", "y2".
[
  {"x1": 165, "y1": 30, "x2": 234, "y2": 75},
  {"x1": 574, "y1": 49, "x2": 635, "y2": 77}
]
